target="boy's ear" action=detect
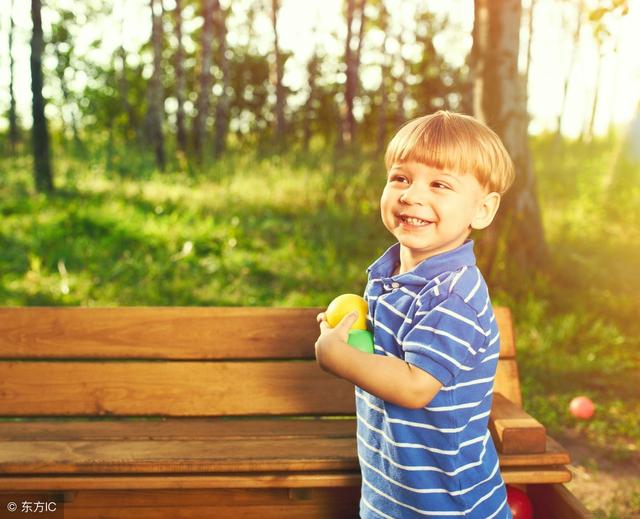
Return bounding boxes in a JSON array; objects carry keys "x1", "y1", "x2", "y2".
[{"x1": 471, "y1": 192, "x2": 501, "y2": 230}]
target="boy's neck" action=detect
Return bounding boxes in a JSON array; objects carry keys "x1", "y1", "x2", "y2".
[{"x1": 395, "y1": 240, "x2": 470, "y2": 276}]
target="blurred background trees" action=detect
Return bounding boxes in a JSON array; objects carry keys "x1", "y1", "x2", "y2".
[{"x1": 0, "y1": 0, "x2": 636, "y2": 278}]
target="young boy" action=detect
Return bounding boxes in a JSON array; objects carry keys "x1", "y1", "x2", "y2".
[{"x1": 315, "y1": 111, "x2": 515, "y2": 518}]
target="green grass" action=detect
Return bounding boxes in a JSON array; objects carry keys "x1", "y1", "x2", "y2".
[{"x1": 1, "y1": 136, "x2": 639, "y2": 453}]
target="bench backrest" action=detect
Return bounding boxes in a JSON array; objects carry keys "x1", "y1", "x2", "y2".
[{"x1": 0, "y1": 307, "x2": 521, "y2": 417}]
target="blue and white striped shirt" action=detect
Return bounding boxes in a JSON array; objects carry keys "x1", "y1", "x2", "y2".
[{"x1": 358, "y1": 241, "x2": 511, "y2": 518}]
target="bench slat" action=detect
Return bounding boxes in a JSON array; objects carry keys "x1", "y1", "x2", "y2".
[
  {"x1": 489, "y1": 393, "x2": 546, "y2": 454},
  {"x1": 0, "y1": 306, "x2": 516, "y2": 360},
  {"x1": 0, "y1": 438, "x2": 359, "y2": 474},
  {"x1": 495, "y1": 359, "x2": 522, "y2": 407},
  {"x1": 0, "y1": 420, "x2": 569, "y2": 476},
  {"x1": 0, "y1": 307, "x2": 320, "y2": 360},
  {"x1": 0, "y1": 473, "x2": 363, "y2": 491},
  {"x1": 2, "y1": 488, "x2": 361, "y2": 519},
  {"x1": 0, "y1": 419, "x2": 356, "y2": 441},
  {"x1": 0, "y1": 362, "x2": 355, "y2": 416},
  {"x1": 501, "y1": 466, "x2": 571, "y2": 484}
]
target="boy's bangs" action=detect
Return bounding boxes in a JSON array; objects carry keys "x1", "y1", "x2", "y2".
[{"x1": 385, "y1": 116, "x2": 493, "y2": 188}]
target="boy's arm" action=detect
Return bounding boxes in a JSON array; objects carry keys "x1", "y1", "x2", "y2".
[{"x1": 314, "y1": 312, "x2": 442, "y2": 409}]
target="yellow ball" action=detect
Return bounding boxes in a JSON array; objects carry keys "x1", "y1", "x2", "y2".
[{"x1": 325, "y1": 294, "x2": 368, "y2": 331}]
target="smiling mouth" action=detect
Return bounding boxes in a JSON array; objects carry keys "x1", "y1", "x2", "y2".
[{"x1": 400, "y1": 215, "x2": 432, "y2": 227}]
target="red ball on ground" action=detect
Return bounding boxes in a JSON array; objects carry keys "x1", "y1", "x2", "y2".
[
  {"x1": 506, "y1": 485, "x2": 533, "y2": 519},
  {"x1": 569, "y1": 396, "x2": 595, "y2": 420}
]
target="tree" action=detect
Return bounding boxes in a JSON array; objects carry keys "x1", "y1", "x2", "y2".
[
  {"x1": 173, "y1": 0, "x2": 188, "y2": 153},
  {"x1": 50, "y1": 9, "x2": 82, "y2": 148},
  {"x1": 148, "y1": 0, "x2": 166, "y2": 170},
  {"x1": 271, "y1": 0, "x2": 286, "y2": 145},
  {"x1": 342, "y1": 0, "x2": 366, "y2": 146},
  {"x1": 193, "y1": 0, "x2": 215, "y2": 161},
  {"x1": 303, "y1": 38, "x2": 321, "y2": 151},
  {"x1": 8, "y1": 0, "x2": 20, "y2": 153},
  {"x1": 213, "y1": 0, "x2": 230, "y2": 157},
  {"x1": 30, "y1": 0, "x2": 54, "y2": 192},
  {"x1": 471, "y1": 0, "x2": 547, "y2": 278},
  {"x1": 555, "y1": 0, "x2": 585, "y2": 140}
]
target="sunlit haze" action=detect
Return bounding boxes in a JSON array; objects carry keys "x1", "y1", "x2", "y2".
[{"x1": 1, "y1": 0, "x2": 639, "y2": 137}]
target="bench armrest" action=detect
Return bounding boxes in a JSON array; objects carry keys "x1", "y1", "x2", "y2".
[{"x1": 490, "y1": 392, "x2": 547, "y2": 454}]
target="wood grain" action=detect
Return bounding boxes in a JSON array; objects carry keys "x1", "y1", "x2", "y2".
[
  {"x1": 0, "y1": 361, "x2": 356, "y2": 416},
  {"x1": 0, "y1": 306, "x2": 516, "y2": 360},
  {"x1": 494, "y1": 359, "x2": 523, "y2": 407},
  {"x1": 489, "y1": 393, "x2": 546, "y2": 454}
]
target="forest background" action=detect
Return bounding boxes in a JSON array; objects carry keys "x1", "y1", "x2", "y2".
[{"x1": 1, "y1": 0, "x2": 639, "y2": 516}]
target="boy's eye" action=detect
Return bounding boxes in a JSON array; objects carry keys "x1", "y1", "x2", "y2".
[
  {"x1": 432, "y1": 181, "x2": 451, "y2": 190},
  {"x1": 390, "y1": 175, "x2": 408, "y2": 183}
]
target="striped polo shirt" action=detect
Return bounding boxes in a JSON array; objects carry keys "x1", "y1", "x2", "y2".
[{"x1": 357, "y1": 240, "x2": 511, "y2": 518}]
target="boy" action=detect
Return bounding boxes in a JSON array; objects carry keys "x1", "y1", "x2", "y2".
[{"x1": 315, "y1": 111, "x2": 515, "y2": 518}]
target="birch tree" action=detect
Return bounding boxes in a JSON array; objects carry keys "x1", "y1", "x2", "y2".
[
  {"x1": 472, "y1": 0, "x2": 547, "y2": 276},
  {"x1": 193, "y1": 0, "x2": 215, "y2": 160}
]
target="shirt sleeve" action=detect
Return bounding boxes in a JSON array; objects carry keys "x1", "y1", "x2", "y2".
[{"x1": 401, "y1": 294, "x2": 482, "y2": 386}]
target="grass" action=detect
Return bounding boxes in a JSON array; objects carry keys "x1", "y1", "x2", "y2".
[{"x1": 1, "y1": 135, "x2": 639, "y2": 455}]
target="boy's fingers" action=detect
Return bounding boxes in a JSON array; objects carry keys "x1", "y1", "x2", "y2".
[{"x1": 337, "y1": 311, "x2": 359, "y2": 331}]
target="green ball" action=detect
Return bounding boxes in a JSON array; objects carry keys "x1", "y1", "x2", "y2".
[{"x1": 347, "y1": 329, "x2": 374, "y2": 354}]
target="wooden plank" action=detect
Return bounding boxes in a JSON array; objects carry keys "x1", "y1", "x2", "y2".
[
  {"x1": 0, "y1": 437, "x2": 359, "y2": 474},
  {"x1": 0, "y1": 307, "x2": 321, "y2": 360},
  {"x1": 489, "y1": 393, "x2": 546, "y2": 454},
  {"x1": 48, "y1": 488, "x2": 360, "y2": 519},
  {"x1": 498, "y1": 436, "x2": 571, "y2": 466},
  {"x1": 528, "y1": 483, "x2": 592, "y2": 519},
  {"x1": 501, "y1": 466, "x2": 572, "y2": 484},
  {"x1": 0, "y1": 473, "x2": 362, "y2": 491},
  {"x1": 0, "y1": 419, "x2": 357, "y2": 442},
  {"x1": 0, "y1": 362, "x2": 356, "y2": 416},
  {"x1": 494, "y1": 307, "x2": 516, "y2": 359},
  {"x1": 0, "y1": 306, "x2": 514, "y2": 360},
  {"x1": 494, "y1": 359, "x2": 523, "y2": 407}
]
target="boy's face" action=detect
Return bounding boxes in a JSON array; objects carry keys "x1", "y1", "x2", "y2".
[{"x1": 380, "y1": 161, "x2": 500, "y2": 271}]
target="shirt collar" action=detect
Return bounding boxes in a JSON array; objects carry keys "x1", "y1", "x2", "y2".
[{"x1": 367, "y1": 241, "x2": 476, "y2": 284}]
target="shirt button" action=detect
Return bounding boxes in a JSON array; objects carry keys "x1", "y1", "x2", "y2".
[{"x1": 391, "y1": 282, "x2": 400, "y2": 289}]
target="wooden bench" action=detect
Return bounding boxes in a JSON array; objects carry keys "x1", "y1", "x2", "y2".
[{"x1": 0, "y1": 307, "x2": 590, "y2": 518}]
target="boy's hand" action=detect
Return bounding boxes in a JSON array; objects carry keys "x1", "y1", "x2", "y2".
[{"x1": 314, "y1": 311, "x2": 359, "y2": 371}]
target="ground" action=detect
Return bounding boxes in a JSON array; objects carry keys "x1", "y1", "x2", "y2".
[{"x1": 560, "y1": 429, "x2": 640, "y2": 518}]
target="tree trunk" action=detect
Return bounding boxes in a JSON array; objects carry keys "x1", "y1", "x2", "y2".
[
  {"x1": 212, "y1": 0, "x2": 230, "y2": 157},
  {"x1": 524, "y1": 0, "x2": 536, "y2": 83},
  {"x1": 395, "y1": 23, "x2": 407, "y2": 127},
  {"x1": 193, "y1": 0, "x2": 215, "y2": 161},
  {"x1": 376, "y1": 3, "x2": 389, "y2": 152},
  {"x1": 271, "y1": 0, "x2": 286, "y2": 146},
  {"x1": 117, "y1": 45, "x2": 138, "y2": 140},
  {"x1": 555, "y1": 0, "x2": 584, "y2": 140},
  {"x1": 341, "y1": 0, "x2": 365, "y2": 146},
  {"x1": 8, "y1": 0, "x2": 20, "y2": 153},
  {"x1": 174, "y1": 0, "x2": 187, "y2": 153},
  {"x1": 303, "y1": 44, "x2": 320, "y2": 151},
  {"x1": 149, "y1": 0, "x2": 166, "y2": 170},
  {"x1": 30, "y1": 0, "x2": 54, "y2": 192},
  {"x1": 472, "y1": 0, "x2": 548, "y2": 278},
  {"x1": 584, "y1": 41, "x2": 604, "y2": 142}
]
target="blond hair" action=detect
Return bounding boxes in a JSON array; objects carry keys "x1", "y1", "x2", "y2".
[{"x1": 384, "y1": 111, "x2": 515, "y2": 195}]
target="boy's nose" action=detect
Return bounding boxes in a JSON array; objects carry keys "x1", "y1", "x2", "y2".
[{"x1": 399, "y1": 184, "x2": 426, "y2": 206}]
